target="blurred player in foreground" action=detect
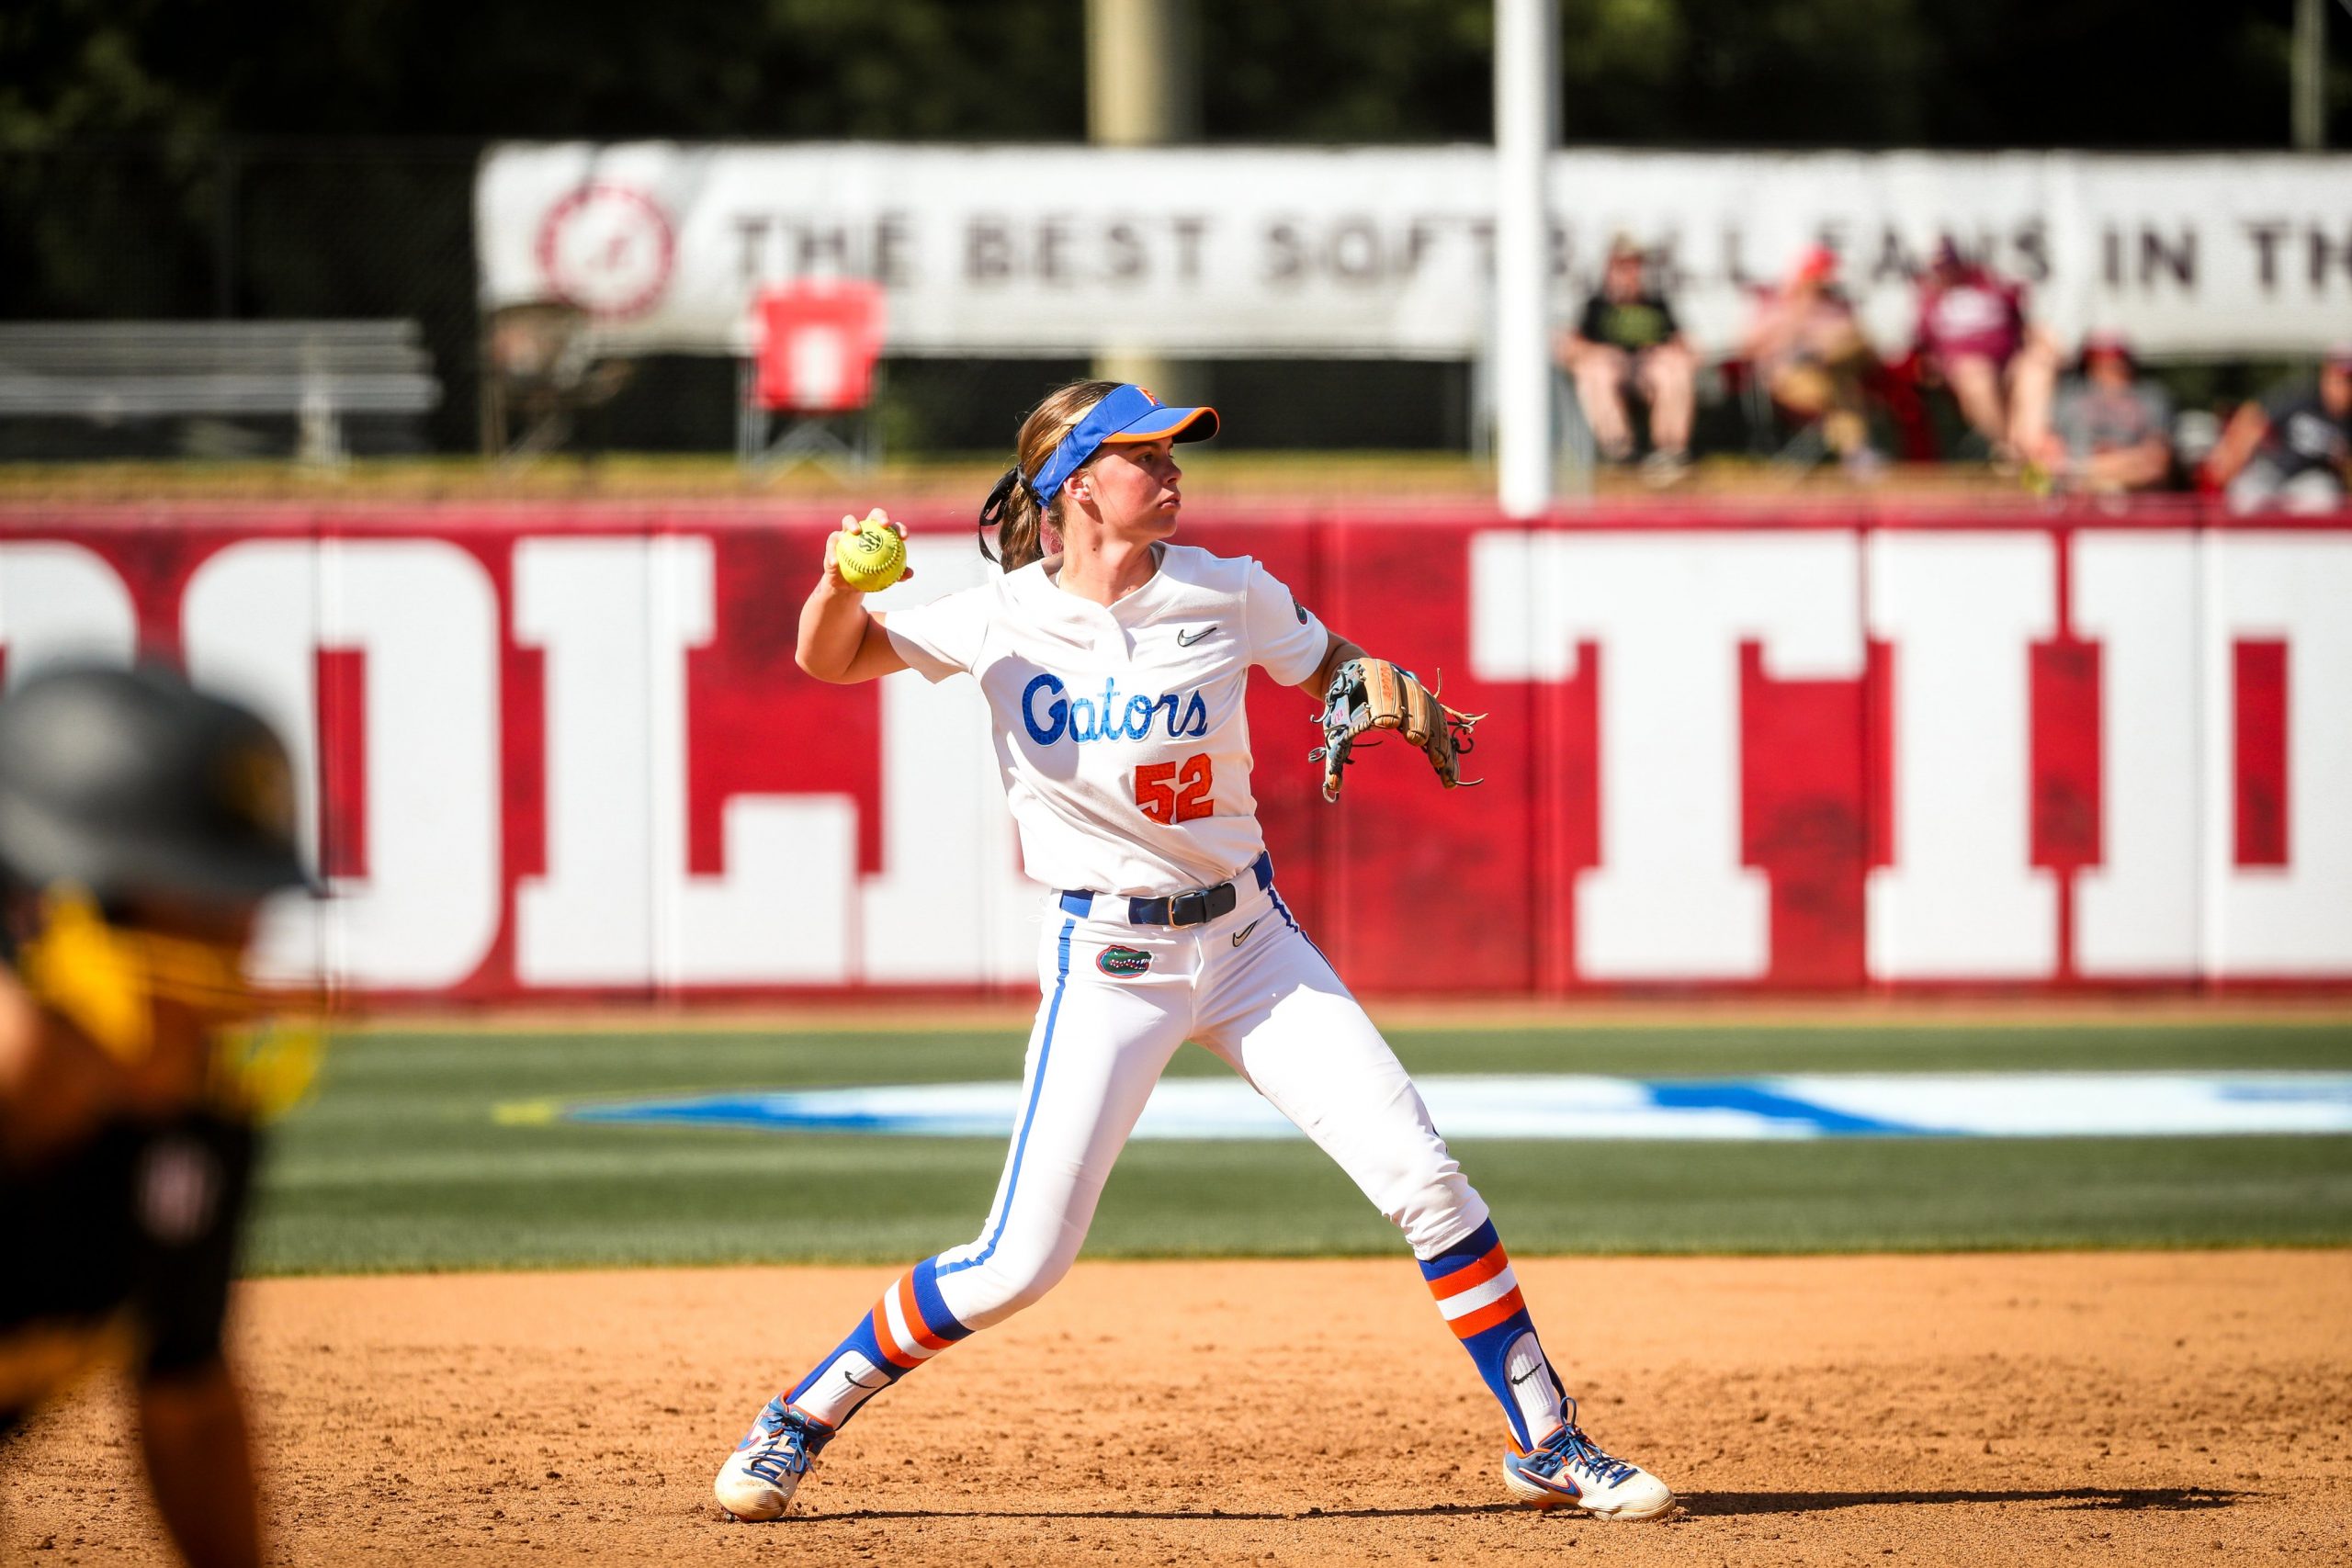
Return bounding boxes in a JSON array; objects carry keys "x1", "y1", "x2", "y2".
[
  {"x1": 0, "y1": 665, "x2": 313, "y2": 1568},
  {"x1": 714, "y1": 379, "x2": 1674, "y2": 1524}
]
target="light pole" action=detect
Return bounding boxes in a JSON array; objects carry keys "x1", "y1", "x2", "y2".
[
  {"x1": 1087, "y1": 0, "x2": 1201, "y2": 398},
  {"x1": 1494, "y1": 0, "x2": 1559, "y2": 517},
  {"x1": 2293, "y1": 0, "x2": 2326, "y2": 152}
]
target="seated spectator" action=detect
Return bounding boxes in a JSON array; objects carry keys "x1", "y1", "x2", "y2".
[
  {"x1": 2028, "y1": 332, "x2": 2173, "y2": 494},
  {"x1": 1912, "y1": 239, "x2": 2030, "y2": 462},
  {"x1": 1556, "y1": 236, "x2": 1695, "y2": 484},
  {"x1": 1741, "y1": 245, "x2": 1879, "y2": 476},
  {"x1": 2203, "y1": 345, "x2": 2352, "y2": 513}
]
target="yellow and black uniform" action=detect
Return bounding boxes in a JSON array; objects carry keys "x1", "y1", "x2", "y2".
[
  {"x1": 0, "y1": 1083, "x2": 257, "y2": 1435},
  {"x1": 0, "y1": 665, "x2": 311, "y2": 1444}
]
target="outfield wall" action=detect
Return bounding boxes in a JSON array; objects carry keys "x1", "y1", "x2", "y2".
[{"x1": 0, "y1": 501, "x2": 2345, "y2": 998}]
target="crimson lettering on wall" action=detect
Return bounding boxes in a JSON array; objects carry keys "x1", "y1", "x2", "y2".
[{"x1": 0, "y1": 503, "x2": 2344, "y2": 998}]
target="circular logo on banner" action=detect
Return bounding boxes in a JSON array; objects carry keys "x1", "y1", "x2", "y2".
[{"x1": 536, "y1": 184, "x2": 675, "y2": 319}]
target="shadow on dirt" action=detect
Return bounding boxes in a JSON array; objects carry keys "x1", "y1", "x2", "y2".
[
  {"x1": 797, "y1": 1503, "x2": 1530, "y2": 1523},
  {"x1": 779, "y1": 1487, "x2": 2251, "y2": 1526},
  {"x1": 1680, "y1": 1487, "x2": 2246, "y2": 1517}
]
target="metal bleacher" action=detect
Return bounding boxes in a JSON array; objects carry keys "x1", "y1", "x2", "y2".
[{"x1": 0, "y1": 320, "x2": 440, "y2": 464}]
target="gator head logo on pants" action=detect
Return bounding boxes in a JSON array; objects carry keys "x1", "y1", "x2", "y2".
[{"x1": 1096, "y1": 945, "x2": 1153, "y2": 978}]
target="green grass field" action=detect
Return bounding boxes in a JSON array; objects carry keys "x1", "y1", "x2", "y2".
[{"x1": 245, "y1": 1018, "x2": 2352, "y2": 1274}]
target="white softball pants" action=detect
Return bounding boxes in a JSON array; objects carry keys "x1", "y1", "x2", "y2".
[{"x1": 928, "y1": 874, "x2": 1490, "y2": 1331}]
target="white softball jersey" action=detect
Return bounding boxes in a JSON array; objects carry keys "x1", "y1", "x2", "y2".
[
  {"x1": 761, "y1": 539, "x2": 1568, "y2": 1462},
  {"x1": 879, "y1": 544, "x2": 1328, "y2": 898}
]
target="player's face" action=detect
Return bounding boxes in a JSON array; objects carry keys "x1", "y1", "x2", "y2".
[{"x1": 1080, "y1": 437, "x2": 1183, "y2": 537}]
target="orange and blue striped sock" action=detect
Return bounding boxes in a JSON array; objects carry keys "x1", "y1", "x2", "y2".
[
  {"x1": 1418, "y1": 1220, "x2": 1565, "y2": 1449},
  {"x1": 782, "y1": 1255, "x2": 973, "y2": 1430}
]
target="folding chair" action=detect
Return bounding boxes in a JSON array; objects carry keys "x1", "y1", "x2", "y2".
[{"x1": 737, "y1": 280, "x2": 887, "y2": 473}]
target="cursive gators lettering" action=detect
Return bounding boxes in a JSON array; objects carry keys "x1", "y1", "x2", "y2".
[{"x1": 1021, "y1": 672, "x2": 1211, "y2": 746}]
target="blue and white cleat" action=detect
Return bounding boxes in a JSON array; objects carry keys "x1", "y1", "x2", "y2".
[
  {"x1": 714, "y1": 1397, "x2": 831, "y2": 1520},
  {"x1": 1500, "y1": 1400, "x2": 1675, "y2": 1520}
]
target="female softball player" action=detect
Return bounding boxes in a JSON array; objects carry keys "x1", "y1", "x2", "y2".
[{"x1": 715, "y1": 379, "x2": 1672, "y2": 1524}]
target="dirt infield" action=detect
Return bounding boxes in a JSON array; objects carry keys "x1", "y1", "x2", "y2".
[{"x1": 6, "y1": 1252, "x2": 2347, "y2": 1565}]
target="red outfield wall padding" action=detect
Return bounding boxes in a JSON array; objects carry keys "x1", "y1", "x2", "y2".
[
  {"x1": 2233, "y1": 640, "x2": 2290, "y2": 869},
  {"x1": 0, "y1": 499, "x2": 2346, "y2": 1000}
]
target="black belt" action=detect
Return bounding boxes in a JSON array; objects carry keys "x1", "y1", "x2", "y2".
[{"x1": 1061, "y1": 852, "x2": 1274, "y2": 927}]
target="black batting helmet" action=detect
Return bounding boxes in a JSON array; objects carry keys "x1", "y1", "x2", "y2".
[{"x1": 0, "y1": 663, "x2": 311, "y2": 906}]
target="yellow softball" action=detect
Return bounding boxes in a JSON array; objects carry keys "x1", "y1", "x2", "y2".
[{"x1": 836, "y1": 510, "x2": 907, "y2": 593}]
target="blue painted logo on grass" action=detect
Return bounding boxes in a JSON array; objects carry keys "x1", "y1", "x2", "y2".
[{"x1": 526, "y1": 1072, "x2": 2352, "y2": 1143}]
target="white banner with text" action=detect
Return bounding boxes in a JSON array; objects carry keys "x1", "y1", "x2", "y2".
[{"x1": 478, "y1": 143, "x2": 2352, "y2": 360}]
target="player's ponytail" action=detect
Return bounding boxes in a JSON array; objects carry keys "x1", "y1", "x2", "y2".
[
  {"x1": 975, "y1": 467, "x2": 1020, "y2": 565},
  {"x1": 979, "y1": 378, "x2": 1122, "y2": 572}
]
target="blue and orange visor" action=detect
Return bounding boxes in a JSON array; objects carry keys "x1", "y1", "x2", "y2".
[{"x1": 1027, "y1": 384, "x2": 1219, "y2": 502}]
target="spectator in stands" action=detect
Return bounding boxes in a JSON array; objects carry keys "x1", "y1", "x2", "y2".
[
  {"x1": 1741, "y1": 245, "x2": 1879, "y2": 477},
  {"x1": 1557, "y1": 235, "x2": 1696, "y2": 485},
  {"x1": 1911, "y1": 239, "x2": 2031, "y2": 462},
  {"x1": 2027, "y1": 331, "x2": 2173, "y2": 494},
  {"x1": 2202, "y1": 345, "x2": 2352, "y2": 513}
]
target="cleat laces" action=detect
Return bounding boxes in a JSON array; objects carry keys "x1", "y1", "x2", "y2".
[
  {"x1": 738, "y1": 1402, "x2": 817, "y2": 1486},
  {"x1": 1524, "y1": 1404, "x2": 1639, "y2": 1491}
]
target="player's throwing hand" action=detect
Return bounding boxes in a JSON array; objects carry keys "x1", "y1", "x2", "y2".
[{"x1": 824, "y1": 509, "x2": 911, "y2": 593}]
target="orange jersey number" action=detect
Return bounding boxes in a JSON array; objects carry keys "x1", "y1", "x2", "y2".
[{"x1": 1135, "y1": 753, "x2": 1215, "y2": 824}]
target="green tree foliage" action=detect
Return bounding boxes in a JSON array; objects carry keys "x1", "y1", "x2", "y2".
[
  {"x1": 3, "y1": 0, "x2": 1082, "y2": 147},
  {"x1": 0, "y1": 0, "x2": 2344, "y2": 453},
  {"x1": 2, "y1": 0, "x2": 2342, "y2": 150},
  {"x1": 1193, "y1": 0, "x2": 2334, "y2": 148},
  {"x1": 1198, "y1": 0, "x2": 1494, "y2": 142}
]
